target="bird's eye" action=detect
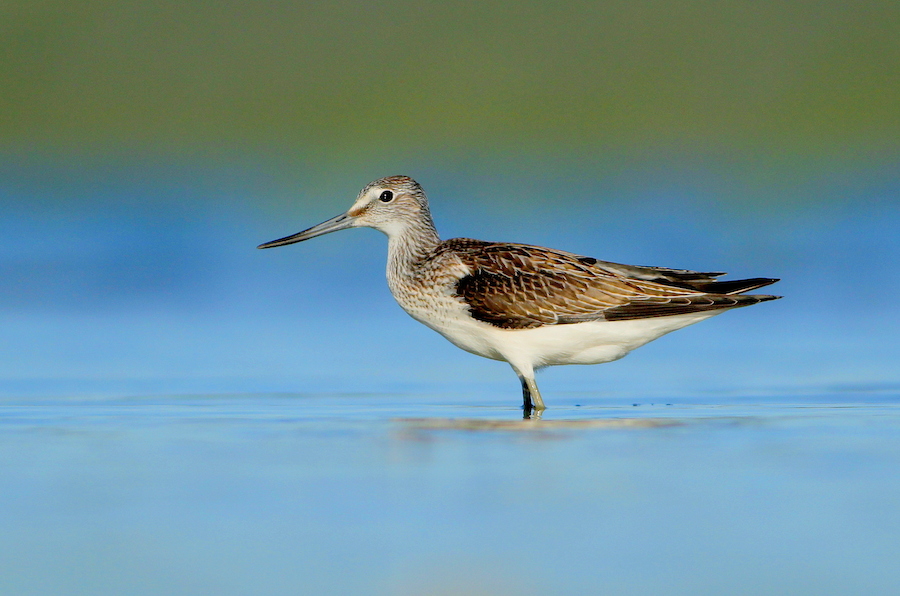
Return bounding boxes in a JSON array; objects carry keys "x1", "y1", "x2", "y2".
[{"x1": 378, "y1": 190, "x2": 394, "y2": 202}]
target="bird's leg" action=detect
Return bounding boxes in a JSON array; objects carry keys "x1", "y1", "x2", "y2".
[
  {"x1": 519, "y1": 375, "x2": 546, "y2": 419},
  {"x1": 520, "y1": 376, "x2": 533, "y2": 417}
]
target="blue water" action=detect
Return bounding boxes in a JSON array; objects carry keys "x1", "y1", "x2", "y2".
[
  {"x1": 3, "y1": 393, "x2": 899, "y2": 595},
  {"x1": 2, "y1": 156, "x2": 899, "y2": 594}
]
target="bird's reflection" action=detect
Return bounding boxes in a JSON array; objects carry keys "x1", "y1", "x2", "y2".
[
  {"x1": 523, "y1": 404, "x2": 543, "y2": 420},
  {"x1": 396, "y1": 416, "x2": 682, "y2": 431}
]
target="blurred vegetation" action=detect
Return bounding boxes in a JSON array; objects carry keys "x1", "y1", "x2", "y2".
[{"x1": 1, "y1": 0, "x2": 897, "y2": 157}]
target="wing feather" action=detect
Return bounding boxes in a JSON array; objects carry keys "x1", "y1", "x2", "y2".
[{"x1": 439, "y1": 239, "x2": 780, "y2": 329}]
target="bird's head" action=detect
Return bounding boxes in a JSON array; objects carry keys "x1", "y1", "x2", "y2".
[{"x1": 257, "y1": 175, "x2": 433, "y2": 249}]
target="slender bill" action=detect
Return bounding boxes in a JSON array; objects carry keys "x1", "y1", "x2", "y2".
[{"x1": 257, "y1": 213, "x2": 354, "y2": 249}]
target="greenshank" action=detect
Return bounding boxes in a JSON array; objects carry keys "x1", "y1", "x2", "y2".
[{"x1": 259, "y1": 176, "x2": 780, "y2": 417}]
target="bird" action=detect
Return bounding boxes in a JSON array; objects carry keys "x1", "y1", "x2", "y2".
[{"x1": 258, "y1": 175, "x2": 780, "y2": 418}]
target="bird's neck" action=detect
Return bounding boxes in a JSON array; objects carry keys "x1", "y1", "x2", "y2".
[{"x1": 386, "y1": 217, "x2": 441, "y2": 278}]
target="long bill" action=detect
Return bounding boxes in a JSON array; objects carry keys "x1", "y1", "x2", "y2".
[{"x1": 257, "y1": 212, "x2": 354, "y2": 249}]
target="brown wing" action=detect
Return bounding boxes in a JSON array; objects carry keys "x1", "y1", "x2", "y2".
[{"x1": 440, "y1": 239, "x2": 780, "y2": 329}]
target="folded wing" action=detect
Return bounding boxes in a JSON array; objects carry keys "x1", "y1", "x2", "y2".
[{"x1": 442, "y1": 239, "x2": 780, "y2": 329}]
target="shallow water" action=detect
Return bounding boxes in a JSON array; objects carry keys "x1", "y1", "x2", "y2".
[{"x1": 2, "y1": 391, "x2": 899, "y2": 595}]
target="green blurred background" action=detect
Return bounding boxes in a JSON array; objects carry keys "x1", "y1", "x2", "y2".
[{"x1": 3, "y1": 1, "x2": 897, "y2": 171}]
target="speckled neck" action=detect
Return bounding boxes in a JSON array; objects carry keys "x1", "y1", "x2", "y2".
[{"x1": 386, "y1": 214, "x2": 441, "y2": 283}]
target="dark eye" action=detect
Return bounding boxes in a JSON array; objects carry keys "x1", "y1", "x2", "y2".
[{"x1": 378, "y1": 190, "x2": 394, "y2": 202}]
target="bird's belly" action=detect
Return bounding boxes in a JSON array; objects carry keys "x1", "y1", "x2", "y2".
[
  {"x1": 409, "y1": 306, "x2": 509, "y2": 361},
  {"x1": 405, "y1": 305, "x2": 720, "y2": 370},
  {"x1": 492, "y1": 311, "x2": 722, "y2": 368}
]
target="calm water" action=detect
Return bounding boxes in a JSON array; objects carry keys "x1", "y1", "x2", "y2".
[
  {"x1": 2, "y1": 158, "x2": 899, "y2": 594},
  {"x1": 2, "y1": 391, "x2": 899, "y2": 595}
]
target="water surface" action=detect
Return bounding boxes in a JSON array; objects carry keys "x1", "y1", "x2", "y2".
[{"x1": 2, "y1": 391, "x2": 899, "y2": 595}]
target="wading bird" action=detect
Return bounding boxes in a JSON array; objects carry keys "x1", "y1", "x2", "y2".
[{"x1": 259, "y1": 176, "x2": 779, "y2": 418}]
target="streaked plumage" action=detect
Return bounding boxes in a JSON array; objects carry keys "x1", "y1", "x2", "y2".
[{"x1": 259, "y1": 175, "x2": 780, "y2": 417}]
